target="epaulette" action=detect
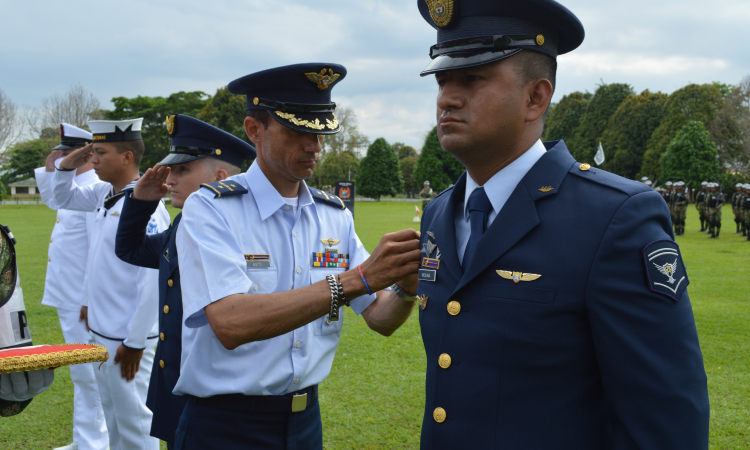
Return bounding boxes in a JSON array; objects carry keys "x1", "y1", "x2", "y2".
[
  {"x1": 310, "y1": 189, "x2": 346, "y2": 210},
  {"x1": 433, "y1": 185, "x2": 455, "y2": 201},
  {"x1": 569, "y1": 162, "x2": 651, "y2": 197},
  {"x1": 200, "y1": 181, "x2": 248, "y2": 198}
]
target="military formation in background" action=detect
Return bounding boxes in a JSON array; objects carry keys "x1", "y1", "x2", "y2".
[{"x1": 643, "y1": 178, "x2": 750, "y2": 240}]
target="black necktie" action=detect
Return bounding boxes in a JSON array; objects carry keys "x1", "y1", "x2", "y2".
[{"x1": 462, "y1": 187, "x2": 493, "y2": 268}]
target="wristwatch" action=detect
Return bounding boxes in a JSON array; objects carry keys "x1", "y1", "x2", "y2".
[{"x1": 391, "y1": 283, "x2": 417, "y2": 302}]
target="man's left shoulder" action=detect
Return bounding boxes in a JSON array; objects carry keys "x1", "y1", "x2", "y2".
[
  {"x1": 200, "y1": 180, "x2": 248, "y2": 199},
  {"x1": 310, "y1": 189, "x2": 347, "y2": 211},
  {"x1": 568, "y1": 164, "x2": 653, "y2": 198}
]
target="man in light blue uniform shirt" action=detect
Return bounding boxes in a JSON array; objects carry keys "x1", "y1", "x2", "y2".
[{"x1": 174, "y1": 63, "x2": 422, "y2": 450}]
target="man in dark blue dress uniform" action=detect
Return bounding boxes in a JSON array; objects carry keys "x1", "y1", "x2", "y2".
[
  {"x1": 413, "y1": 1, "x2": 709, "y2": 449},
  {"x1": 115, "y1": 114, "x2": 255, "y2": 449}
]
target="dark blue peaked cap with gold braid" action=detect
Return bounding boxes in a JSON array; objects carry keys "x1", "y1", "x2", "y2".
[
  {"x1": 227, "y1": 63, "x2": 347, "y2": 135},
  {"x1": 159, "y1": 114, "x2": 256, "y2": 167},
  {"x1": 417, "y1": 0, "x2": 585, "y2": 75}
]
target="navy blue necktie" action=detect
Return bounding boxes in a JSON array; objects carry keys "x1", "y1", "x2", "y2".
[{"x1": 462, "y1": 187, "x2": 493, "y2": 268}]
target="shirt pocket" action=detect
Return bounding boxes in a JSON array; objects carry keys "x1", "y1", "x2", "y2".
[
  {"x1": 245, "y1": 268, "x2": 279, "y2": 294},
  {"x1": 310, "y1": 268, "x2": 345, "y2": 336}
]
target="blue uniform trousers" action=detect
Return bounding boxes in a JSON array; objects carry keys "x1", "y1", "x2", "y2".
[{"x1": 174, "y1": 385, "x2": 322, "y2": 450}]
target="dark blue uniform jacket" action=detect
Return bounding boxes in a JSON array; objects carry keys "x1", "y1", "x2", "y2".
[
  {"x1": 115, "y1": 194, "x2": 186, "y2": 445},
  {"x1": 417, "y1": 141, "x2": 709, "y2": 450}
]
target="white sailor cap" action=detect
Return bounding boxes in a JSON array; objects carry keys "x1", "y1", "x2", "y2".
[
  {"x1": 88, "y1": 118, "x2": 143, "y2": 142},
  {"x1": 641, "y1": 176, "x2": 649, "y2": 181},
  {"x1": 736, "y1": 183, "x2": 744, "y2": 188},
  {"x1": 701, "y1": 181, "x2": 708, "y2": 186},
  {"x1": 645, "y1": 180, "x2": 652, "y2": 186},
  {"x1": 744, "y1": 184, "x2": 750, "y2": 189},
  {"x1": 55, "y1": 123, "x2": 92, "y2": 150},
  {"x1": 665, "y1": 181, "x2": 672, "y2": 186}
]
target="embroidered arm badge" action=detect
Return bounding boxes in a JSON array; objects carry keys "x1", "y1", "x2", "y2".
[{"x1": 642, "y1": 240, "x2": 690, "y2": 302}]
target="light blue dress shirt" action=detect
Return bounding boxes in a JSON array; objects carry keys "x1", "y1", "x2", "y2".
[
  {"x1": 175, "y1": 161, "x2": 376, "y2": 397},
  {"x1": 455, "y1": 140, "x2": 547, "y2": 261}
]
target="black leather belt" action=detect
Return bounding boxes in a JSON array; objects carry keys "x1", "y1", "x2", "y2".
[{"x1": 194, "y1": 384, "x2": 317, "y2": 413}]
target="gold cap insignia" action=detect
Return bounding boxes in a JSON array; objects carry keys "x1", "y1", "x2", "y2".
[
  {"x1": 165, "y1": 115, "x2": 176, "y2": 136},
  {"x1": 539, "y1": 186, "x2": 554, "y2": 193},
  {"x1": 304, "y1": 68, "x2": 341, "y2": 91},
  {"x1": 496, "y1": 270, "x2": 541, "y2": 284},
  {"x1": 536, "y1": 34, "x2": 545, "y2": 46},
  {"x1": 321, "y1": 238, "x2": 341, "y2": 247},
  {"x1": 253, "y1": 97, "x2": 260, "y2": 106},
  {"x1": 425, "y1": 0, "x2": 454, "y2": 28},
  {"x1": 580, "y1": 164, "x2": 591, "y2": 171},
  {"x1": 215, "y1": 149, "x2": 222, "y2": 155}
]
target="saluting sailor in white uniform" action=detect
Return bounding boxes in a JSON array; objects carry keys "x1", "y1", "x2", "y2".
[
  {"x1": 33, "y1": 123, "x2": 109, "y2": 450},
  {"x1": 174, "y1": 64, "x2": 422, "y2": 449},
  {"x1": 51, "y1": 118, "x2": 169, "y2": 450}
]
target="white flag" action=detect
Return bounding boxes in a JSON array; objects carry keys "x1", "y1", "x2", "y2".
[{"x1": 594, "y1": 142, "x2": 605, "y2": 166}]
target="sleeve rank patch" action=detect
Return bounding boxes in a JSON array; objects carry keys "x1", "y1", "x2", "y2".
[
  {"x1": 200, "y1": 181, "x2": 248, "y2": 198},
  {"x1": 311, "y1": 189, "x2": 346, "y2": 210},
  {"x1": 642, "y1": 240, "x2": 690, "y2": 302}
]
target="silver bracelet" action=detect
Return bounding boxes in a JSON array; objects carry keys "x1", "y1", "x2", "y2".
[
  {"x1": 326, "y1": 274, "x2": 340, "y2": 322},
  {"x1": 391, "y1": 283, "x2": 417, "y2": 302}
]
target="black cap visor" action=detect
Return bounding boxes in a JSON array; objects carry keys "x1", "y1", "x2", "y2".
[
  {"x1": 420, "y1": 48, "x2": 522, "y2": 76},
  {"x1": 158, "y1": 152, "x2": 210, "y2": 166}
]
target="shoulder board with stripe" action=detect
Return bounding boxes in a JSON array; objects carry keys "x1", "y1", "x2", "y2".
[
  {"x1": 311, "y1": 189, "x2": 346, "y2": 210},
  {"x1": 200, "y1": 181, "x2": 248, "y2": 198}
]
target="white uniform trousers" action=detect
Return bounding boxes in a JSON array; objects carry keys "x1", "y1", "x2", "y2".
[
  {"x1": 58, "y1": 308, "x2": 109, "y2": 450},
  {"x1": 91, "y1": 333, "x2": 159, "y2": 450}
]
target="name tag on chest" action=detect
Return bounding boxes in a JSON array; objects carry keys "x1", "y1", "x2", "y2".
[
  {"x1": 245, "y1": 254, "x2": 270, "y2": 269},
  {"x1": 418, "y1": 269, "x2": 437, "y2": 282}
]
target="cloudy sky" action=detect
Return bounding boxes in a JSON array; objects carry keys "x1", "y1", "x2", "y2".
[{"x1": 1, "y1": 0, "x2": 748, "y2": 148}]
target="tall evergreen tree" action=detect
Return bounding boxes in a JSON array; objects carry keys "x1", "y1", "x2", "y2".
[
  {"x1": 413, "y1": 127, "x2": 464, "y2": 192},
  {"x1": 599, "y1": 90, "x2": 668, "y2": 179},
  {"x1": 660, "y1": 121, "x2": 721, "y2": 190},
  {"x1": 566, "y1": 83, "x2": 633, "y2": 163},
  {"x1": 543, "y1": 91, "x2": 591, "y2": 143},
  {"x1": 640, "y1": 83, "x2": 722, "y2": 179},
  {"x1": 357, "y1": 138, "x2": 401, "y2": 200}
]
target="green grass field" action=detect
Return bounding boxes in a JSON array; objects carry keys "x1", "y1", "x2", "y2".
[{"x1": 0, "y1": 202, "x2": 747, "y2": 449}]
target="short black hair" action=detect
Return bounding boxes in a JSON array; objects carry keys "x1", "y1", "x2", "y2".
[
  {"x1": 246, "y1": 110, "x2": 270, "y2": 129},
  {"x1": 115, "y1": 140, "x2": 145, "y2": 166},
  {"x1": 513, "y1": 50, "x2": 557, "y2": 93}
]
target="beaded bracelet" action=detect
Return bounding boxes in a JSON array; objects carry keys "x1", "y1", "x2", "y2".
[{"x1": 326, "y1": 274, "x2": 340, "y2": 322}]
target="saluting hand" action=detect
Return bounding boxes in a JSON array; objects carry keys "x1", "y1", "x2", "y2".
[
  {"x1": 44, "y1": 150, "x2": 65, "y2": 172},
  {"x1": 133, "y1": 164, "x2": 170, "y2": 201},
  {"x1": 59, "y1": 143, "x2": 93, "y2": 170},
  {"x1": 358, "y1": 229, "x2": 422, "y2": 293},
  {"x1": 114, "y1": 344, "x2": 143, "y2": 382}
]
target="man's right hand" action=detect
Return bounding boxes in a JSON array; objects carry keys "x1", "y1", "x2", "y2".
[
  {"x1": 357, "y1": 229, "x2": 421, "y2": 293},
  {"x1": 133, "y1": 164, "x2": 170, "y2": 201},
  {"x1": 59, "y1": 143, "x2": 93, "y2": 171},
  {"x1": 79, "y1": 306, "x2": 89, "y2": 332},
  {"x1": 44, "y1": 150, "x2": 65, "y2": 172}
]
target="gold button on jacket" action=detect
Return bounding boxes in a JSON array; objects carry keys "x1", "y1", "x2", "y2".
[
  {"x1": 438, "y1": 353, "x2": 452, "y2": 369},
  {"x1": 167, "y1": 279, "x2": 174, "y2": 287},
  {"x1": 433, "y1": 407, "x2": 447, "y2": 423},
  {"x1": 159, "y1": 360, "x2": 165, "y2": 369},
  {"x1": 163, "y1": 305, "x2": 170, "y2": 314},
  {"x1": 160, "y1": 333, "x2": 165, "y2": 341},
  {"x1": 447, "y1": 301, "x2": 461, "y2": 315}
]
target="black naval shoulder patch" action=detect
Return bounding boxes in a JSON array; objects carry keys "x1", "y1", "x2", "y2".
[
  {"x1": 200, "y1": 181, "x2": 248, "y2": 198},
  {"x1": 642, "y1": 240, "x2": 689, "y2": 302},
  {"x1": 311, "y1": 189, "x2": 346, "y2": 210}
]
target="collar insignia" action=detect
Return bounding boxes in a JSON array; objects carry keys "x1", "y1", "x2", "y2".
[
  {"x1": 496, "y1": 270, "x2": 541, "y2": 284},
  {"x1": 305, "y1": 68, "x2": 341, "y2": 91},
  {"x1": 539, "y1": 186, "x2": 554, "y2": 192},
  {"x1": 110, "y1": 211, "x2": 120, "y2": 216},
  {"x1": 321, "y1": 238, "x2": 341, "y2": 247}
]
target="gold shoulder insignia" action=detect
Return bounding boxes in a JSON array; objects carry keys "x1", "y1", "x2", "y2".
[
  {"x1": 539, "y1": 186, "x2": 554, "y2": 193},
  {"x1": 304, "y1": 68, "x2": 341, "y2": 91},
  {"x1": 424, "y1": 0, "x2": 454, "y2": 28},
  {"x1": 496, "y1": 270, "x2": 542, "y2": 284},
  {"x1": 321, "y1": 238, "x2": 341, "y2": 247}
]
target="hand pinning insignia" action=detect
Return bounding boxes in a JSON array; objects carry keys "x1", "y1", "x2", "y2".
[{"x1": 496, "y1": 270, "x2": 542, "y2": 284}]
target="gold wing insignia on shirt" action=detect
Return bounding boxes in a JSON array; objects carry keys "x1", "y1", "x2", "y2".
[
  {"x1": 496, "y1": 270, "x2": 542, "y2": 284},
  {"x1": 321, "y1": 238, "x2": 341, "y2": 247}
]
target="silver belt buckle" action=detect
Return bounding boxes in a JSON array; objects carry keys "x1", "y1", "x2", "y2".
[{"x1": 291, "y1": 393, "x2": 307, "y2": 413}]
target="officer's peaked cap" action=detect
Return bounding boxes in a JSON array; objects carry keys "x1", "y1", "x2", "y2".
[
  {"x1": 418, "y1": 0, "x2": 585, "y2": 75},
  {"x1": 55, "y1": 123, "x2": 92, "y2": 150},
  {"x1": 159, "y1": 114, "x2": 256, "y2": 167},
  {"x1": 228, "y1": 63, "x2": 346, "y2": 135}
]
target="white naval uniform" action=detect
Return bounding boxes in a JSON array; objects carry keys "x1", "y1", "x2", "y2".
[
  {"x1": 175, "y1": 161, "x2": 377, "y2": 398},
  {"x1": 51, "y1": 168, "x2": 169, "y2": 450},
  {"x1": 34, "y1": 166, "x2": 109, "y2": 450}
]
